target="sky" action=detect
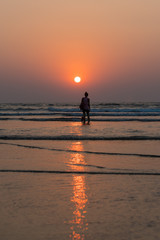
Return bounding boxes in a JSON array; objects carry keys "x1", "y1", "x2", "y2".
[{"x1": 0, "y1": 0, "x2": 160, "y2": 103}]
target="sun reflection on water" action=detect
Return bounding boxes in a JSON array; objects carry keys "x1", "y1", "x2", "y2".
[{"x1": 68, "y1": 142, "x2": 88, "y2": 240}]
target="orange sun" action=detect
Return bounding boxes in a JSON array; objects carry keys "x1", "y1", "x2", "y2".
[{"x1": 74, "y1": 76, "x2": 81, "y2": 83}]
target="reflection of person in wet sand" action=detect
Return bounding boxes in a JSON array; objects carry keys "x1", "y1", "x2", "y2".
[{"x1": 79, "y1": 92, "x2": 90, "y2": 124}]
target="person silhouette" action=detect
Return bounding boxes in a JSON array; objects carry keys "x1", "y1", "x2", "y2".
[{"x1": 80, "y1": 92, "x2": 90, "y2": 124}]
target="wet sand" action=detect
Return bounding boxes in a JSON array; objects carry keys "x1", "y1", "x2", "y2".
[{"x1": 0, "y1": 140, "x2": 160, "y2": 239}]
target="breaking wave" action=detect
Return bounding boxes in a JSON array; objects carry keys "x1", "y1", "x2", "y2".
[{"x1": 0, "y1": 103, "x2": 160, "y2": 122}]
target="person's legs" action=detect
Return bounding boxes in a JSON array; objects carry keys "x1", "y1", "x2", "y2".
[
  {"x1": 83, "y1": 110, "x2": 86, "y2": 123},
  {"x1": 87, "y1": 110, "x2": 90, "y2": 123}
]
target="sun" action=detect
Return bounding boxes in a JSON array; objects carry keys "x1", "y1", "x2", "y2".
[{"x1": 74, "y1": 76, "x2": 81, "y2": 83}]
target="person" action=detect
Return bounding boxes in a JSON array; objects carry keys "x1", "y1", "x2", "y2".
[{"x1": 80, "y1": 92, "x2": 90, "y2": 124}]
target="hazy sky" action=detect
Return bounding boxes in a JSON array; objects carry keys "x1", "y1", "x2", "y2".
[{"x1": 0, "y1": 0, "x2": 160, "y2": 103}]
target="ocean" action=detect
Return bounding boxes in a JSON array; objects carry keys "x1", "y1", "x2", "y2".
[
  {"x1": 0, "y1": 102, "x2": 160, "y2": 140},
  {"x1": 0, "y1": 102, "x2": 160, "y2": 239}
]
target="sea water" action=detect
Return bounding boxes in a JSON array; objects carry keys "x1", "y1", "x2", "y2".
[
  {"x1": 0, "y1": 102, "x2": 160, "y2": 140},
  {"x1": 0, "y1": 102, "x2": 160, "y2": 240}
]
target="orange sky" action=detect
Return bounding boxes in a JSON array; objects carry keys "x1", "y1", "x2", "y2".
[{"x1": 0, "y1": 0, "x2": 160, "y2": 102}]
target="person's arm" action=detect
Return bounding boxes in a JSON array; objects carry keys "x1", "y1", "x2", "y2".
[{"x1": 80, "y1": 98, "x2": 84, "y2": 110}]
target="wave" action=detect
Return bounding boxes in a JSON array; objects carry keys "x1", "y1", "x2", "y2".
[
  {"x1": 1, "y1": 107, "x2": 160, "y2": 114},
  {"x1": 1, "y1": 142, "x2": 160, "y2": 158},
  {"x1": 48, "y1": 108, "x2": 160, "y2": 115},
  {"x1": 1, "y1": 135, "x2": 160, "y2": 140},
  {"x1": 1, "y1": 103, "x2": 160, "y2": 120},
  {"x1": 0, "y1": 169, "x2": 160, "y2": 175},
  {"x1": 93, "y1": 108, "x2": 160, "y2": 113},
  {"x1": 0, "y1": 107, "x2": 46, "y2": 112},
  {"x1": 69, "y1": 163, "x2": 105, "y2": 169},
  {"x1": 0, "y1": 117, "x2": 159, "y2": 122},
  {"x1": 48, "y1": 107, "x2": 160, "y2": 113},
  {"x1": 0, "y1": 112, "x2": 160, "y2": 117},
  {"x1": 1, "y1": 102, "x2": 159, "y2": 112},
  {"x1": 0, "y1": 112, "x2": 57, "y2": 116}
]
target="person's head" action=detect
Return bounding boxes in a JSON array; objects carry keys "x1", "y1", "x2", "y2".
[{"x1": 84, "y1": 92, "x2": 88, "y2": 97}]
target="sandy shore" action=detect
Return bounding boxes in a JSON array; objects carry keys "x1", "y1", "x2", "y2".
[{"x1": 0, "y1": 140, "x2": 160, "y2": 239}]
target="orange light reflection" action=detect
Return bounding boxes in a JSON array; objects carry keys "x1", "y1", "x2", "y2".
[{"x1": 68, "y1": 142, "x2": 88, "y2": 240}]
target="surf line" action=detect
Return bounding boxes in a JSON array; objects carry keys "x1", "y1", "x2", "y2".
[
  {"x1": 0, "y1": 142, "x2": 160, "y2": 159},
  {"x1": 0, "y1": 169, "x2": 160, "y2": 176},
  {"x1": 1, "y1": 136, "x2": 160, "y2": 140}
]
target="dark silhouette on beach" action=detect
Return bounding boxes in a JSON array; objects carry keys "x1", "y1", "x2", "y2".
[{"x1": 79, "y1": 92, "x2": 90, "y2": 124}]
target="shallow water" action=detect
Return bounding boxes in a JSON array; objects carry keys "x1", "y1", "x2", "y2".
[
  {"x1": 0, "y1": 172, "x2": 160, "y2": 240},
  {"x1": 0, "y1": 140, "x2": 160, "y2": 174},
  {"x1": 1, "y1": 120, "x2": 160, "y2": 140},
  {"x1": 0, "y1": 139, "x2": 160, "y2": 239}
]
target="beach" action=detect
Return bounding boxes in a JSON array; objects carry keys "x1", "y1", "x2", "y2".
[
  {"x1": 1, "y1": 0, "x2": 160, "y2": 238},
  {"x1": 0, "y1": 103, "x2": 160, "y2": 239}
]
